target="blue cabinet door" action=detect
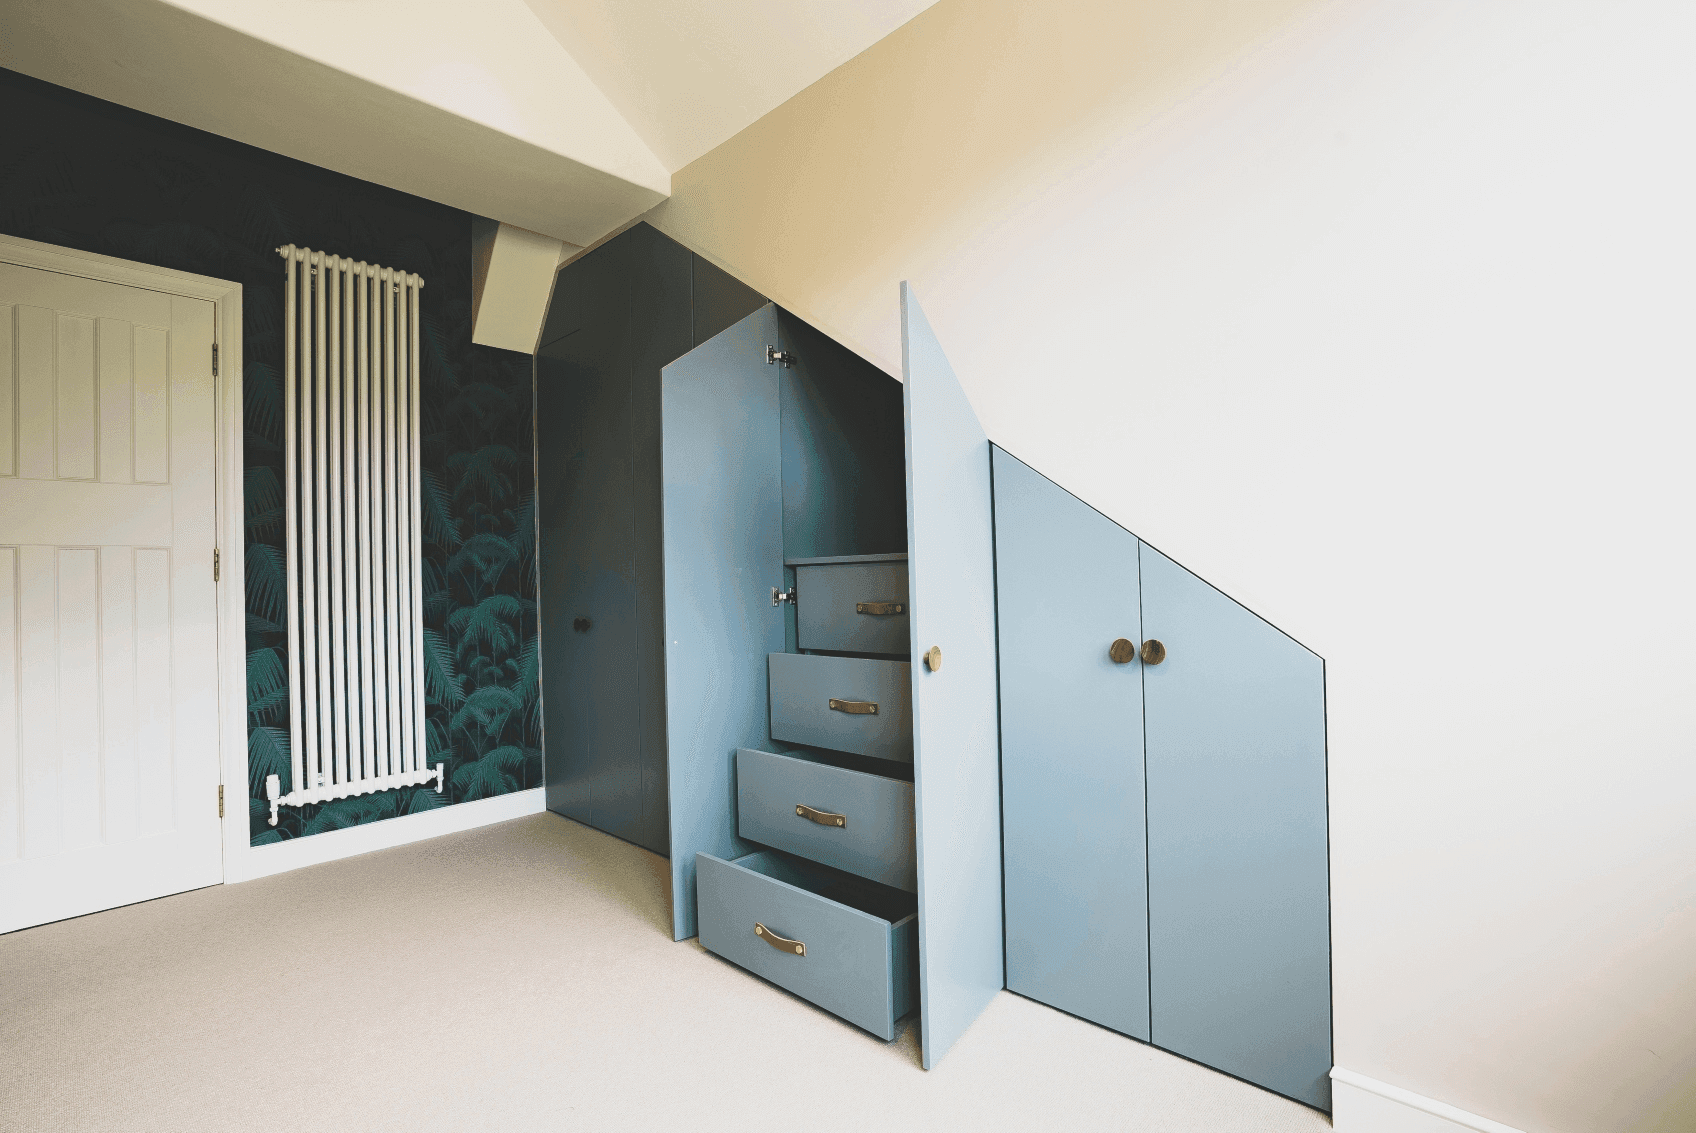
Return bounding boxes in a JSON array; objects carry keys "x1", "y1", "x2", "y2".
[
  {"x1": 1141, "y1": 544, "x2": 1332, "y2": 1110},
  {"x1": 992, "y1": 446, "x2": 1150, "y2": 1041},
  {"x1": 661, "y1": 304, "x2": 787, "y2": 941},
  {"x1": 900, "y1": 284, "x2": 1005, "y2": 1069}
]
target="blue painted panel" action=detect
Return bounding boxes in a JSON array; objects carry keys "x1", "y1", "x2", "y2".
[
  {"x1": 992, "y1": 446, "x2": 1149, "y2": 1041},
  {"x1": 662, "y1": 304, "x2": 787, "y2": 941},
  {"x1": 899, "y1": 283, "x2": 1004, "y2": 1069},
  {"x1": 535, "y1": 251, "x2": 637, "y2": 836},
  {"x1": 1141, "y1": 543, "x2": 1332, "y2": 1111},
  {"x1": 629, "y1": 226, "x2": 695, "y2": 854},
  {"x1": 536, "y1": 225, "x2": 692, "y2": 856}
]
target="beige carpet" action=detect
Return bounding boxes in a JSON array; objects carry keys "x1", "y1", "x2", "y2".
[{"x1": 0, "y1": 812, "x2": 1329, "y2": 1132}]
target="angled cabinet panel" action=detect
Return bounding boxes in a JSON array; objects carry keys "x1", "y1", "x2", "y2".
[
  {"x1": 992, "y1": 446, "x2": 1149, "y2": 1041},
  {"x1": 662, "y1": 304, "x2": 787, "y2": 941},
  {"x1": 900, "y1": 283, "x2": 1004, "y2": 1069},
  {"x1": 1141, "y1": 543, "x2": 1332, "y2": 1110}
]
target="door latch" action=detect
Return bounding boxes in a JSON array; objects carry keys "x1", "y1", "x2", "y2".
[{"x1": 771, "y1": 586, "x2": 796, "y2": 607}]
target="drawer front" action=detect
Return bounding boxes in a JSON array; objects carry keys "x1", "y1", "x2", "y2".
[
  {"x1": 696, "y1": 851, "x2": 917, "y2": 1040},
  {"x1": 737, "y1": 748, "x2": 917, "y2": 892},
  {"x1": 795, "y1": 562, "x2": 910, "y2": 655},
  {"x1": 768, "y1": 653, "x2": 913, "y2": 763}
]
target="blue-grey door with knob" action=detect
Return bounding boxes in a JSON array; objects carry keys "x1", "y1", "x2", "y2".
[
  {"x1": 900, "y1": 283, "x2": 1005, "y2": 1069},
  {"x1": 660, "y1": 304, "x2": 786, "y2": 941},
  {"x1": 992, "y1": 445, "x2": 1150, "y2": 1041},
  {"x1": 1141, "y1": 543, "x2": 1332, "y2": 1110}
]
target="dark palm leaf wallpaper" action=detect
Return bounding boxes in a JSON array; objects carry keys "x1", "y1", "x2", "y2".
[{"x1": 0, "y1": 70, "x2": 542, "y2": 845}]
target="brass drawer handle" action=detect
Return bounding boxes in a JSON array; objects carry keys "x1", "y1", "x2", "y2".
[
  {"x1": 855, "y1": 601, "x2": 904, "y2": 616},
  {"x1": 828, "y1": 698, "x2": 878, "y2": 715},
  {"x1": 754, "y1": 922, "x2": 805, "y2": 956},
  {"x1": 796, "y1": 803, "x2": 846, "y2": 828}
]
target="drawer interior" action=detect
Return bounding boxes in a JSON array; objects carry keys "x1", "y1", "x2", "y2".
[
  {"x1": 733, "y1": 850, "x2": 917, "y2": 927},
  {"x1": 762, "y1": 743, "x2": 915, "y2": 782}
]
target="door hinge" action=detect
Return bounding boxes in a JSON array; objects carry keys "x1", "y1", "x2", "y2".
[
  {"x1": 771, "y1": 586, "x2": 796, "y2": 606},
  {"x1": 765, "y1": 345, "x2": 795, "y2": 368},
  {"x1": 218, "y1": 784, "x2": 225, "y2": 818},
  {"x1": 212, "y1": 342, "x2": 219, "y2": 377},
  {"x1": 213, "y1": 548, "x2": 220, "y2": 582}
]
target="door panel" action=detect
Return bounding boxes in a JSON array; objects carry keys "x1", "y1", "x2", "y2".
[
  {"x1": 536, "y1": 291, "x2": 638, "y2": 839},
  {"x1": 993, "y1": 446, "x2": 1149, "y2": 1040},
  {"x1": 627, "y1": 228, "x2": 693, "y2": 855},
  {"x1": 1141, "y1": 543, "x2": 1331, "y2": 1110},
  {"x1": 900, "y1": 284, "x2": 1004, "y2": 1069},
  {"x1": 662, "y1": 304, "x2": 786, "y2": 941},
  {"x1": 0, "y1": 265, "x2": 220, "y2": 934}
]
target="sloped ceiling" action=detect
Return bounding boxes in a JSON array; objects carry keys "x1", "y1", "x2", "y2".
[
  {"x1": 523, "y1": 0, "x2": 941, "y2": 172},
  {"x1": 0, "y1": 0, "x2": 939, "y2": 244}
]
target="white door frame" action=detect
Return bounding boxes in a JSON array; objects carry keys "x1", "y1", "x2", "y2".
[{"x1": 0, "y1": 233, "x2": 247, "y2": 886}]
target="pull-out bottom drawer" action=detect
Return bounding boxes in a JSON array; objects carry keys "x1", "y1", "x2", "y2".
[
  {"x1": 696, "y1": 850, "x2": 918, "y2": 1040},
  {"x1": 737, "y1": 748, "x2": 916, "y2": 892}
]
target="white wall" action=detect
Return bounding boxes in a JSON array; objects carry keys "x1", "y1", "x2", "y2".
[{"x1": 651, "y1": 2, "x2": 1696, "y2": 1130}]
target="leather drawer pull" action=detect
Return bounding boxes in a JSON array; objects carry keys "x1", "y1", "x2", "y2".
[
  {"x1": 796, "y1": 803, "x2": 846, "y2": 828},
  {"x1": 828, "y1": 698, "x2": 878, "y2": 715},
  {"x1": 755, "y1": 922, "x2": 805, "y2": 956},
  {"x1": 856, "y1": 601, "x2": 904, "y2": 616}
]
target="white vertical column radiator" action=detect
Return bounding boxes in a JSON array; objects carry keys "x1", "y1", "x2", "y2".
[{"x1": 267, "y1": 245, "x2": 444, "y2": 825}]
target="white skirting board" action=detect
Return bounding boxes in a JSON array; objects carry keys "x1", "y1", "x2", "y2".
[
  {"x1": 223, "y1": 787, "x2": 546, "y2": 883},
  {"x1": 1332, "y1": 1068, "x2": 1531, "y2": 1133}
]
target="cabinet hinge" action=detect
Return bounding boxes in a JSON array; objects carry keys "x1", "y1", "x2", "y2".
[
  {"x1": 771, "y1": 586, "x2": 796, "y2": 606},
  {"x1": 765, "y1": 345, "x2": 795, "y2": 368},
  {"x1": 218, "y1": 784, "x2": 225, "y2": 818},
  {"x1": 212, "y1": 342, "x2": 219, "y2": 377},
  {"x1": 213, "y1": 548, "x2": 220, "y2": 582}
]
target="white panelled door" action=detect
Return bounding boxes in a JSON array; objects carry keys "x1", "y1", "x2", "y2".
[{"x1": 0, "y1": 261, "x2": 222, "y2": 934}]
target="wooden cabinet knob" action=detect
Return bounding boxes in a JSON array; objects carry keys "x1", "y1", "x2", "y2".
[
  {"x1": 923, "y1": 645, "x2": 942, "y2": 672},
  {"x1": 1109, "y1": 638, "x2": 1137, "y2": 664},
  {"x1": 1141, "y1": 639, "x2": 1166, "y2": 665}
]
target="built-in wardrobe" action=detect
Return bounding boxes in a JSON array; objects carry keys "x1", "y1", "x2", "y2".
[
  {"x1": 535, "y1": 224, "x2": 768, "y2": 855},
  {"x1": 993, "y1": 448, "x2": 1332, "y2": 1110},
  {"x1": 537, "y1": 225, "x2": 1003, "y2": 1069},
  {"x1": 534, "y1": 223, "x2": 1330, "y2": 1098}
]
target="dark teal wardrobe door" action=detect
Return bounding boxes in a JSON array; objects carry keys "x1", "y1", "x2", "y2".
[
  {"x1": 661, "y1": 304, "x2": 786, "y2": 941},
  {"x1": 900, "y1": 284, "x2": 1004, "y2": 1069},
  {"x1": 1141, "y1": 544, "x2": 1331, "y2": 1110},
  {"x1": 992, "y1": 447, "x2": 1149, "y2": 1041},
  {"x1": 536, "y1": 250, "x2": 640, "y2": 840}
]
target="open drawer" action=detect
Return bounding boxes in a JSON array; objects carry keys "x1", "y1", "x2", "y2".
[
  {"x1": 768, "y1": 652, "x2": 913, "y2": 763},
  {"x1": 737, "y1": 748, "x2": 916, "y2": 892},
  {"x1": 793, "y1": 557, "x2": 910, "y2": 655},
  {"x1": 695, "y1": 850, "x2": 918, "y2": 1040}
]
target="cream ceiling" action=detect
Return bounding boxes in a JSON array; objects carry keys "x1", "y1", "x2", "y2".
[
  {"x1": 0, "y1": 0, "x2": 939, "y2": 244},
  {"x1": 522, "y1": 0, "x2": 941, "y2": 172}
]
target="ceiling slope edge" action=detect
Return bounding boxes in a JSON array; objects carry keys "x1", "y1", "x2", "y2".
[
  {"x1": 2, "y1": 0, "x2": 669, "y2": 245},
  {"x1": 523, "y1": 0, "x2": 942, "y2": 172}
]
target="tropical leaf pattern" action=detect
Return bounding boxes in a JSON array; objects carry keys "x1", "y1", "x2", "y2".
[{"x1": 0, "y1": 70, "x2": 542, "y2": 846}]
